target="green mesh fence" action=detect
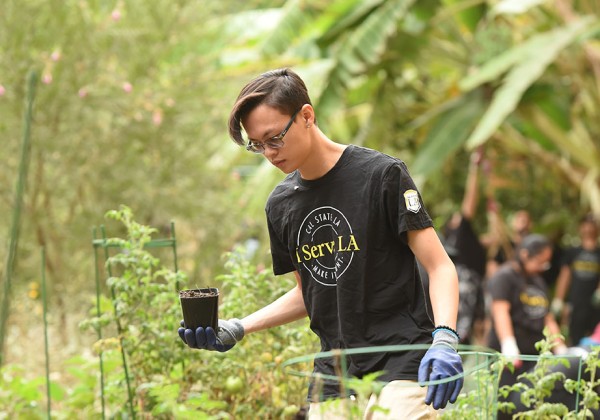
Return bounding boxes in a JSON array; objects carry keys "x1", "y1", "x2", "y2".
[{"x1": 282, "y1": 344, "x2": 594, "y2": 419}]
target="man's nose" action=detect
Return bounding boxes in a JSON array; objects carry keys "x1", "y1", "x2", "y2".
[{"x1": 263, "y1": 145, "x2": 279, "y2": 158}]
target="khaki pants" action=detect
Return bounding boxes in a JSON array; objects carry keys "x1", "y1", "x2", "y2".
[{"x1": 308, "y1": 380, "x2": 439, "y2": 419}]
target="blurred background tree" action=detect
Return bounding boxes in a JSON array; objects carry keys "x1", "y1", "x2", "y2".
[{"x1": 0, "y1": 0, "x2": 599, "y2": 399}]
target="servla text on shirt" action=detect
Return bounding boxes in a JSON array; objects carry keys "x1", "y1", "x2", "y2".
[{"x1": 295, "y1": 235, "x2": 360, "y2": 263}]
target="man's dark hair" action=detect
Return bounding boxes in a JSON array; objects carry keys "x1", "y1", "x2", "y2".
[
  {"x1": 518, "y1": 233, "x2": 550, "y2": 257},
  {"x1": 228, "y1": 68, "x2": 313, "y2": 146},
  {"x1": 579, "y1": 213, "x2": 597, "y2": 225}
]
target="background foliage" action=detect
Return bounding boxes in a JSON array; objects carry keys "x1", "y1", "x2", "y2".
[{"x1": 1, "y1": 0, "x2": 599, "y2": 417}]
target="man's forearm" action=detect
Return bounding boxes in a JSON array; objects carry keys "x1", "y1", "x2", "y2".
[
  {"x1": 428, "y1": 266, "x2": 459, "y2": 328},
  {"x1": 241, "y1": 285, "x2": 307, "y2": 334}
]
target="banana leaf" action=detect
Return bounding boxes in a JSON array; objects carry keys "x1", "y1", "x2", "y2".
[
  {"x1": 410, "y1": 93, "x2": 484, "y2": 178},
  {"x1": 463, "y1": 16, "x2": 596, "y2": 149}
]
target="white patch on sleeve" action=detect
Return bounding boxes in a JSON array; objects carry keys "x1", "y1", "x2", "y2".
[{"x1": 404, "y1": 189, "x2": 421, "y2": 213}]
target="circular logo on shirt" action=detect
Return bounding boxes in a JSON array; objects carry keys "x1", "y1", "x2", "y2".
[
  {"x1": 520, "y1": 285, "x2": 548, "y2": 319},
  {"x1": 295, "y1": 206, "x2": 358, "y2": 286}
]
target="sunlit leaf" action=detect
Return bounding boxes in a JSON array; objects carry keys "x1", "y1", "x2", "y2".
[
  {"x1": 491, "y1": 0, "x2": 546, "y2": 16},
  {"x1": 260, "y1": 0, "x2": 310, "y2": 56},
  {"x1": 411, "y1": 93, "x2": 484, "y2": 177},
  {"x1": 317, "y1": 0, "x2": 417, "y2": 119},
  {"x1": 465, "y1": 17, "x2": 596, "y2": 149},
  {"x1": 440, "y1": 0, "x2": 486, "y2": 33}
]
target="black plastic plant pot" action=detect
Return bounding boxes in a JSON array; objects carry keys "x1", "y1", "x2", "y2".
[{"x1": 179, "y1": 288, "x2": 219, "y2": 331}]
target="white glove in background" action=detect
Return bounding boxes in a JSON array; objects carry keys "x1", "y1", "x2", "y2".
[{"x1": 501, "y1": 336, "x2": 522, "y2": 368}]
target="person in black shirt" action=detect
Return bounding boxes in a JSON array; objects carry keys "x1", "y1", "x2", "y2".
[
  {"x1": 487, "y1": 209, "x2": 533, "y2": 278},
  {"x1": 552, "y1": 214, "x2": 600, "y2": 345},
  {"x1": 487, "y1": 234, "x2": 567, "y2": 420},
  {"x1": 439, "y1": 148, "x2": 488, "y2": 346},
  {"x1": 443, "y1": 148, "x2": 487, "y2": 279},
  {"x1": 178, "y1": 68, "x2": 463, "y2": 418}
]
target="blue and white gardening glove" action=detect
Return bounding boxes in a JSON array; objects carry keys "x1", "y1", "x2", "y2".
[
  {"x1": 178, "y1": 319, "x2": 244, "y2": 352},
  {"x1": 418, "y1": 328, "x2": 464, "y2": 410}
]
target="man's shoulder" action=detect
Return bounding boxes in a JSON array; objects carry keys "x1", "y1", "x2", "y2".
[
  {"x1": 489, "y1": 264, "x2": 517, "y2": 286},
  {"x1": 350, "y1": 145, "x2": 403, "y2": 164},
  {"x1": 345, "y1": 145, "x2": 408, "y2": 179}
]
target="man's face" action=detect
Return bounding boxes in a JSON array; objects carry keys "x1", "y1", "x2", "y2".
[
  {"x1": 242, "y1": 104, "x2": 308, "y2": 174},
  {"x1": 522, "y1": 246, "x2": 552, "y2": 274},
  {"x1": 512, "y1": 210, "x2": 532, "y2": 235},
  {"x1": 580, "y1": 220, "x2": 598, "y2": 240}
]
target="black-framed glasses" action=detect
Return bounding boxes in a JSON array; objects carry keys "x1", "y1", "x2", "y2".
[{"x1": 246, "y1": 109, "x2": 301, "y2": 154}]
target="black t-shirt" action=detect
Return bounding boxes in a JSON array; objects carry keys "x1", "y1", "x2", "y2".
[
  {"x1": 561, "y1": 246, "x2": 600, "y2": 343},
  {"x1": 487, "y1": 263, "x2": 549, "y2": 355},
  {"x1": 494, "y1": 241, "x2": 516, "y2": 265},
  {"x1": 444, "y1": 216, "x2": 486, "y2": 278},
  {"x1": 562, "y1": 246, "x2": 600, "y2": 306},
  {"x1": 266, "y1": 145, "x2": 434, "y2": 400}
]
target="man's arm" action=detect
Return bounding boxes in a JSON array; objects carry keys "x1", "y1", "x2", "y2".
[
  {"x1": 241, "y1": 271, "x2": 307, "y2": 335},
  {"x1": 179, "y1": 271, "x2": 307, "y2": 352},
  {"x1": 553, "y1": 265, "x2": 572, "y2": 302},
  {"x1": 490, "y1": 300, "x2": 514, "y2": 342},
  {"x1": 408, "y1": 227, "x2": 458, "y2": 328},
  {"x1": 551, "y1": 265, "x2": 571, "y2": 317},
  {"x1": 490, "y1": 299, "x2": 522, "y2": 366},
  {"x1": 411, "y1": 227, "x2": 464, "y2": 410},
  {"x1": 544, "y1": 312, "x2": 567, "y2": 353},
  {"x1": 461, "y1": 149, "x2": 483, "y2": 220}
]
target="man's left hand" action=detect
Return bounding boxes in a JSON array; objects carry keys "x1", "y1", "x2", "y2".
[{"x1": 418, "y1": 329, "x2": 464, "y2": 409}]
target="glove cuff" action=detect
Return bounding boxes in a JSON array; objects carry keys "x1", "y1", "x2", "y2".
[
  {"x1": 225, "y1": 318, "x2": 245, "y2": 342},
  {"x1": 432, "y1": 329, "x2": 459, "y2": 351}
]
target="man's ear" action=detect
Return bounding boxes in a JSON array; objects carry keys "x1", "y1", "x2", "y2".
[{"x1": 300, "y1": 104, "x2": 315, "y2": 125}]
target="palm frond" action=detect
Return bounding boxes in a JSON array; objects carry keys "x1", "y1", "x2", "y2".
[
  {"x1": 316, "y1": 0, "x2": 417, "y2": 120},
  {"x1": 464, "y1": 16, "x2": 596, "y2": 149},
  {"x1": 411, "y1": 93, "x2": 484, "y2": 177}
]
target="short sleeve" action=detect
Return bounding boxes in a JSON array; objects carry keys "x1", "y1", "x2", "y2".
[
  {"x1": 487, "y1": 270, "x2": 514, "y2": 302},
  {"x1": 559, "y1": 247, "x2": 576, "y2": 268},
  {"x1": 266, "y1": 211, "x2": 295, "y2": 275},
  {"x1": 381, "y1": 161, "x2": 432, "y2": 239}
]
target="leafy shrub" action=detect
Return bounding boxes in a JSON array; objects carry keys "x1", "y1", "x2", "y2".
[
  {"x1": 79, "y1": 206, "x2": 315, "y2": 418},
  {"x1": 10, "y1": 207, "x2": 598, "y2": 419},
  {"x1": 443, "y1": 329, "x2": 600, "y2": 419}
]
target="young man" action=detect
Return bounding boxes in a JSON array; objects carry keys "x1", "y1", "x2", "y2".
[{"x1": 179, "y1": 68, "x2": 463, "y2": 418}]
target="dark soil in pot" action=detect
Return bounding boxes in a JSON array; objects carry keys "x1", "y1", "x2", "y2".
[{"x1": 179, "y1": 287, "x2": 219, "y2": 330}]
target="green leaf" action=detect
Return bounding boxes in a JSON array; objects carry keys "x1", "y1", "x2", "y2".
[
  {"x1": 441, "y1": 0, "x2": 486, "y2": 33},
  {"x1": 459, "y1": 17, "x2": 595, "y2": 92},
  {"x1": 464, "y1": 16, "x2": 596, "y2": 149},
  {"x1": 49, "y1": 380, "x2": 66, "y2": 401},
  {"x1": 316, "y1": 0, "x2": 417, "y2": 120},
  {"x1": 260, "y1": 0, "x2": 310, "y2": 57},
  {"x1": 524, "y1": 108, "x2": 600, "y2": 170},
  {"x1": 411, "y1": 94, "x2": 484, "y2": 177},
  {"x1": 490, "y1": 0, "x2": 546, "y2": 16},
  {"x1": 317, "y1": 0, "x2": 384, "y2": 48}
]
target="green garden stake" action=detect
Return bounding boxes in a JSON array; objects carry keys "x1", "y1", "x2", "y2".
[
  {"x1": 92, "y1": 227, "x2": 106, "y2": 420},
  {"x1": 0, "y1": 70, "x2": 37, "y2": 365},
  {"x1": 170, "y1": 221, "x2": 180, "y2": 290},
  {"x1": 41, "y1": 247, "x2": 51, "y2": 420},
  {"x1": 100, "y1": 224, "x2": 136, "y2": 420},
  {"x1": 91, "y1": 221, "x2": 180, "y2": 418}
]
